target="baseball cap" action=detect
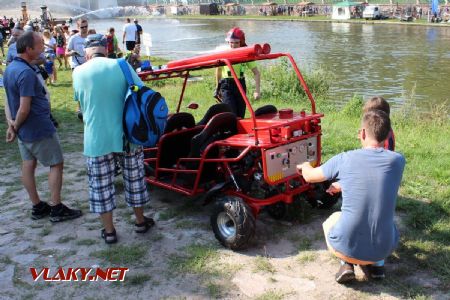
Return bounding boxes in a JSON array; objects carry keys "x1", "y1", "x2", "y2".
[{"x1": 84, "y1": 34, "x2": 107, "y2": 48}]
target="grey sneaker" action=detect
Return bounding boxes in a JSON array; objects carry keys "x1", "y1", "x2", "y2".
[
  {"x1": 335, "y1": 263, "x2": 355, "y2": 284},
  {"x1": 50, "y1": 204, "x2": 82, "y2": 222}
]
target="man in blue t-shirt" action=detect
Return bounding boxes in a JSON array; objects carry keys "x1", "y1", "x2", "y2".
[
  {"x1": 297, "y1": 110, "x2": 405, "y2": 284},
  {"x1": 72, "y1": 34, "x2": 154, "y2": 245},
  {"x1": 3, "y1": 31, "x2": 82, "y2": 222}
]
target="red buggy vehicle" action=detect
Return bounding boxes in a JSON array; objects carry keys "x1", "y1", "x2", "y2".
[{"x1": 138, "y1": 44, "x2": 337, "y2": 250}]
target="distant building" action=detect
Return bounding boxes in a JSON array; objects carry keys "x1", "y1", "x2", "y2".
[
  {"x1": 117, "y1": 0, "x2": 146, "y2": 6},
  {"x1": 78, "y1": 0, "x2": 118, "y2": 10}
]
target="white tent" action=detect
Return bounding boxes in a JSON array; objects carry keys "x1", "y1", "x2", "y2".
[{"x1": 332, "y1": 1, "x2": 363, "y2": 20}]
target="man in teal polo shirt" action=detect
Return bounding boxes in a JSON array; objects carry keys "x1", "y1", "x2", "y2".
[{"x1": 72, "y1": 34, "x2": 154, "y2": 244}]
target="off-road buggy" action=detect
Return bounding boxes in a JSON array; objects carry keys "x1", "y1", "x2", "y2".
[{"x1": 138, "y1": 44, "x2": 337, "y2": 250}]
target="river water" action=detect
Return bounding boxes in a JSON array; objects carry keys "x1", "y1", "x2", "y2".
[{"x1": 89, "y1": 18, "x2": 450, "y2": 108}]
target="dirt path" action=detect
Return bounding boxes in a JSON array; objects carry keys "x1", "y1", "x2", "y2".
[{"x1": 0, "y1": 135, "x2": 446, "y2": 300}]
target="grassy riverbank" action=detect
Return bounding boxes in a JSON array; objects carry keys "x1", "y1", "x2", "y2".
[{"x1": 0, "y1": 60, "x2": 449, "y2": 297}]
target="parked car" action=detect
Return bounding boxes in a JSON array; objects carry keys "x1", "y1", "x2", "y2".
[{"x1": 363, "y1": 5, "x2": 381, "y2": 20}]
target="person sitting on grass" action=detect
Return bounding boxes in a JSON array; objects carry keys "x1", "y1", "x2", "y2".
[
  {"x1": 126, "y1": 43, "x2": 141, "y2": 71},
  {"x1": 363, "y1": 96, "x2": 395, "y2": 151},
  {"x1": 297, "y1": 109, "x2": 405, "y2": 284}
]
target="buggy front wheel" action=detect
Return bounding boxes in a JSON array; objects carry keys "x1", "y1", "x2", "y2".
[{"x1": 211, "y1": 196, "x2": 255, "y2": 250}]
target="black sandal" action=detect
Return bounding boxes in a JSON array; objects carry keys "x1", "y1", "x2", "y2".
[
  {"x1": 101, "y1": 228, "x2": 118, "y2": 244},
  {"x1": 135, "y1": 216, "x2": 155, "y2": 233}
]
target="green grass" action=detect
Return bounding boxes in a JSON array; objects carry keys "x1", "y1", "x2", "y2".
[
  {"x1": 167, "y1": 243, "x2": 233, "y2": 297},
  {"x1": 91, "y1": 244, "x2": 148, "y2": 265},
  {"x1": 39, "y1": 225, "x2": 52, "y2": 237},
  {"x1": 289, "y1": 235, "x2": 313, "y2": 252},
  {"x1": 175, "y1": 219, "x2": 204, "y2": 229},
  {"x1": 168, "y1": 243, "x2": 220, "y2": 275},
  {"x1": 296, "y1": 251, "x2": 318, "y2": 264},
  {"x1": 2, "y1": 184, "x2": 23, "y2": 203},
  {"x1": 206, "y1": 281, "x2": 225, "y2": 298},
  {"x1": 158, "y1": 208, "x2": 178, "y2": 221},
  {"x1": 56, "y1": 235, "x2": 76, "y2": 244},
  {"x1": 76, "y1": 239, "x2": 97, "y2": 246},
  {"x1": 253, "y1": 255, "x2": 276, "y2": 274},
  {"x1": 255, "y1": 289, "x2": 287, "y2": 300},
  {"x1": 125, "y1": 273, "x2": 152, "y2": 286}
]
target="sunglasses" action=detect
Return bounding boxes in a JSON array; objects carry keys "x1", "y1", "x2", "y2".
[{"x1": 80, "y1": 25, "x2": 88, "y2": 29}]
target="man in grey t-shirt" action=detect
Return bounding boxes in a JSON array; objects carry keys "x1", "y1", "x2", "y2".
[
  {"x1": 297, "y1": 110, "x2": 405, "y2": 284},
  {"x1": 66, "y1": 18, "x2": 89, "y2": 69}
]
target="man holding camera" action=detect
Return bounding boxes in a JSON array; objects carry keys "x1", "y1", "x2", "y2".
[{"x1": 66, "y1": 18, "x2": 89, "y2": 70}]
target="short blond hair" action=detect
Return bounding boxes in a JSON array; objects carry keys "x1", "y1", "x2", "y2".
[
  {"x1": 362, "y1": 110, "x2": 391, "y2": 143},
  {"x1": 363, "y1": 96, "x2": 390, "y2": 116}
]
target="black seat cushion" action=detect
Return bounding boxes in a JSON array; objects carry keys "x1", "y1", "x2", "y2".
[
  {"x1": 197, "y1": 103, "x2": 232, "y2": 126},
  {"x1": 158, "y1": 127, "x2": 203, "y2": 169},
  {"x1": 254, "y1": 105, "x2": 277, "y2": 116},
  {"x1": 187, "y1": 112, "x2": 237, "y2": 183},
  {"x1": 164, "y1": 112, "x2": 195, "y2": 133},
  {"x1": 189, "y1": 112, "x2": 237, "y2": 158}
]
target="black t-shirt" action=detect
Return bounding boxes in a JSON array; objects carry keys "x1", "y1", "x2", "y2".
[
  {"x1": 136, "y1": 24, "x2": 142, "y2": 34},
  {"x1": 0, "y1": 26, "x2": 6, "y2": 39}
]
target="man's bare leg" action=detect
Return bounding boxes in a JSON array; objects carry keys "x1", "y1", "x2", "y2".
[
  {"x1": 133, "y1": 207, "x2": 145, "y2": 224},
  {"x1": 48, "y1": 162, "x2": 63, "y2": 205},
  {"x1": 22, "y1": 159, "x2": 40, "y2": 205},
  {"x1": 100, "y1": 211, "x2": 114, "y2": 233}
]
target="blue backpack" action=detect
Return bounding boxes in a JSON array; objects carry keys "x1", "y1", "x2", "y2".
[{"x1": 118, "y1": 58, "x2": 168, "y2": 147}]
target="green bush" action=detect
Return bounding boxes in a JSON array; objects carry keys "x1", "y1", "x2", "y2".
[
  {"x1": 260, "y1": 58, "x2": 333, "y2": 111},
  {"x1": 340, "y1": 95, "x2": 363, "y2": 118}
]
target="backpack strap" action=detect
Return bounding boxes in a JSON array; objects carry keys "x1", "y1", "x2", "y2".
[
  {"x1": 118, "y1": 58, "x2": 135, "y2": 87},
  {"x1": 118, "y1": 58, "x2": 137, "y2": 152}
]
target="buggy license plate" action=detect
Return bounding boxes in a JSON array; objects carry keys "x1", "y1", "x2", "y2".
[{"x1": 263, "y1": 137, "x2": 318, "y2": 183}]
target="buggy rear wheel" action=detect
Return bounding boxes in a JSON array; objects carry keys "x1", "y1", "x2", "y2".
[{"x1": 211, "y1": 196, "x2": 255, "y2": 250}]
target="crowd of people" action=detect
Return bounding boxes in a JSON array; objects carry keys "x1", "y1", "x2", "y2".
[
  {"x1": 1, "y1": 16, "x2": 149, "y2": 239},
  {"x1": 2, "y1": 21, "x2": 405, "y2": 285}
]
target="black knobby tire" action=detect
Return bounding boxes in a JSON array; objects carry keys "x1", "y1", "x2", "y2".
[
  {"x1": 307, "y1": 182, "x2": 340, "y2": 209},
  {"x1": 211, "y1": 196, "x2": 256, "y2": 250}
]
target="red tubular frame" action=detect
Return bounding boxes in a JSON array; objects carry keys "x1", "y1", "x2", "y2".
[{"x1": 139, "y1": 45, "x2": 322, "y2": 212}]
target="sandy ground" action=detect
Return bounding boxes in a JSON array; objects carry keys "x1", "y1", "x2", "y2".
[{"x1": 0, "y1": 131, "x2": 447, "y2": 300}]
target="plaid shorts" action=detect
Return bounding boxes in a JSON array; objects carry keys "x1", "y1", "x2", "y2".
[{"x1": 86, "y1": 148, "x2": 149, "y2": 214}]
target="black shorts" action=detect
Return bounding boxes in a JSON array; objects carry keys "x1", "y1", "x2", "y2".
[{"x1": 125, "y1": 41, "x2": 136, "y2": 51}]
